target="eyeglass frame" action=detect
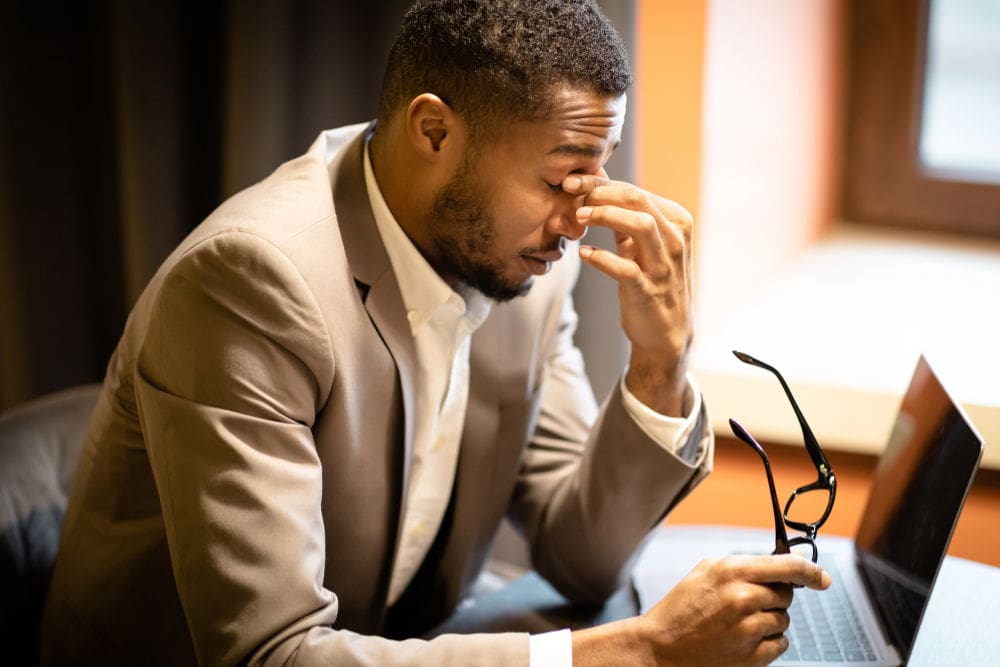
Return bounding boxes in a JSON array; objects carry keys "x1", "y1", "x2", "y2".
[
  {"x1": 733, "y1": 350, "x2": 837, "y2": 540},
  {"x1": 730, "y1": 417, "x2": 819, "y2": 562},
  {"x1": 729, "y1": 350, "x2": 838, "y2": 561}
]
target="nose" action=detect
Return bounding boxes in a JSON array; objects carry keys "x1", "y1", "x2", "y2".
[{"x1": 548, "y1": 195, "x2": 588, "y2": 242}]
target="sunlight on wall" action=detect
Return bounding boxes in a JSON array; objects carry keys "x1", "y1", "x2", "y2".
[
  {"x1": 694, "y1": 0, "x2": 844, "y2": 340},
  {"x1": 634, "y1": 0, "x2": 707, "y2": 222}
]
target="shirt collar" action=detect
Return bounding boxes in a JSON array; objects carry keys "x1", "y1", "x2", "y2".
[{"x1": 363, "y1": 139, "x2": 491, "y2": 333}]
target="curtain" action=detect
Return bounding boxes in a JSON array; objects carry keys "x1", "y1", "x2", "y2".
[{"x1": 0, "y1": 1, "x2": 412, "y2": 410}]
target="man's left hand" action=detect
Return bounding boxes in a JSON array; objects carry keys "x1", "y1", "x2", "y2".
[{"x1": 562, "y1": 173, "x2": 694, "y2": 418}]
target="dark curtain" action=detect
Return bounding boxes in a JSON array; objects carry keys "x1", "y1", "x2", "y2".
[{"x1": 0, "y1": 1, "x2": 412, "y2": 410}]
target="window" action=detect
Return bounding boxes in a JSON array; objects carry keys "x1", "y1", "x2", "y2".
[
  {"x1": 919, "y1": 0, "x2": 1000, "y2": 179},
  {"x1": 842, "y1": 0, "x2": 1000, "y2": 237}
]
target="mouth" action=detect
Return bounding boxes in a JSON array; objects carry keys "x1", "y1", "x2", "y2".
[{"x1": 520, "y1": 250, "x2": 563, "y2": 276}]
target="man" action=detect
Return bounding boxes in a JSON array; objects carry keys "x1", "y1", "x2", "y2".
[{"x1": 43, "y1": 1, "x2": 829, "y2": 665}]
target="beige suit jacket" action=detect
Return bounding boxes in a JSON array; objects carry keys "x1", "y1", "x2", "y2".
[{"x1": 42, "y1": 123, "x2": 713, "y2": 666}]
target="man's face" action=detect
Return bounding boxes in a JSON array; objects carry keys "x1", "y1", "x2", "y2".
[{"x1": 423, "y1": 88, "x2": 626, "y2": 301}]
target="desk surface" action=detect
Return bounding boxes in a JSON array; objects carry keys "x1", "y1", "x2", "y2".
[{"x1": 433, "y1": 525, "x2": 1000, "y2": 665}]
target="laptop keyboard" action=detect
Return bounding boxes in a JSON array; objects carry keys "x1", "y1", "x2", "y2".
[{"x1": 776, "y1": 560, "x2": 878, "y2": 663}]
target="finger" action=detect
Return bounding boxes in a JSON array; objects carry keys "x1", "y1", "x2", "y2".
[
  {"x1": 753, "y1": 634, "x2": 791, "y2": 666},
  {"x1": 769, "y1": 554, "x2": 831, "y2": 590},
  {"x1": 744, "y1": 609, "x2": 791, "y2": 639},
  {"x1": 579, "y1": 183, "x2": 690, "y2": 257},
  {"x1": 560, "y1": 173, "x2": 613, "y2": 196},
  {"x1": 565, "y1": 175, "x2": 692, "y2": 240},
  {"x1": 768, "y1": 582, "x2": 795, "y2": 610},
  {"x1": 579, "y1": 245, "x2": 642, "y2": 285},
  {"x1": 659, "y1": 198, "x2": 694, "y2": 243},
  {"x1": 722, "y1": 554, "x2": 831, "y2": 590},
  {"x1": 577, "y1": 205, "x2": 664, "y2": 269},
  {"x1": 731, "y1": 582, "x2": 794, "y2": 613}
]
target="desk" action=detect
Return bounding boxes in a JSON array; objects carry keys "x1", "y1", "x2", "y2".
[{"x1": 432, "y1": 526, "x2": 1000, "y2": 665}]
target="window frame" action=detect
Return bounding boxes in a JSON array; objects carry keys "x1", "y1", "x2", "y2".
[{"x1": 842, "y1": 0, "x2": 1000, "y2": 238}]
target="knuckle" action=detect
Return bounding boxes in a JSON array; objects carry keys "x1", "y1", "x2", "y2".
[
  {"x1": 661, "y1": 196, "x2": 693, "y2": 224},
  {"x1": 667, "y1": 239, "x2": 685, "y2": 263},
  {"x1": 675, "y1": 205, "x2": 694, "y2": 228},
  {"x1": 624, "y1": 189, "x2": 645, "y2": 208},
  {"x1": 694, "y1": 557, "x2": 718, "y2": 573},
  {"x1": 731, "y1": 587, "x2": 756, "y2": 613},
  {"x1": 719, "y1": 554, "x2": 743, "y2": 577},
  {"x1": 647, "y1": 263, "x2": 672, "y2": 284},
  {"x1": 639, "y1": 212, "x2": 657, "y2": 235},
  {"x1": 693, "y1": 557, "x2": 722, "y2": 582},
  {"x1": 768, "y1": 635, "x2": 790, "y2": 663}
]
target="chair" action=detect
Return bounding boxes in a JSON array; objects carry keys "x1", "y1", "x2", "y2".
[{"x1": 0, "y1": 384, "x2": 101, "y2": 666}]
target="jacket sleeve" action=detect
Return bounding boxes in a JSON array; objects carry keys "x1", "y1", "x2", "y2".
[
  {"x1": 135, "y1": 231, "x2": 529, "y2": 666},
  {"x1": 507, "y1": 262, "x2": 714, "y2": 605}
]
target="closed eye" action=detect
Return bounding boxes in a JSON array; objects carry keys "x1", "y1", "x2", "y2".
[{"x1": 546, "y1": 181, "x2": 564, "y2": 193}]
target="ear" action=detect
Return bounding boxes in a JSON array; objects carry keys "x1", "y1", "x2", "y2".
[{"x1": 405, "y1": 93, "x2": 465, "y2": 159}]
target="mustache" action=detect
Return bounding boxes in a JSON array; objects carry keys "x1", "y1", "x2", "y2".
[{"x1": 521, "y1": 236, "x2": 567, "y2": 256}]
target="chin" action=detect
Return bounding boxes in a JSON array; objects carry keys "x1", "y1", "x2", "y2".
[
  {"x1": 492, "y1": 280, "x2": 534, "y2": 303},
  {"x1": 473, "y1": 273, "x2": 533, "y2": 303},
  {"x1": 513, "y1": 276, "x2": 535, "y2": 296}
]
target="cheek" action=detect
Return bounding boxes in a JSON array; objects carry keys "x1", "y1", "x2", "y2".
[{"x1": 491, "y1": 188, "x2": 559, "y2": 249}]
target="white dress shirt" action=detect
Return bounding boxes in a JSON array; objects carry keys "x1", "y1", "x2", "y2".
[{"x1": 363, "y1": 141, "x2": 706, "y2": 666}]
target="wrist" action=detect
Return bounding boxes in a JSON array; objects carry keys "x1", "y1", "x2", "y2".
[
  {"x1": 625, "y1": 355, "x2": 688, "y2": 417},
  {"x1": 572, "y1": 618, "x2": 654, "y2": 667}
]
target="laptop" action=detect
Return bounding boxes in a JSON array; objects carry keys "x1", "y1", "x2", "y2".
[
  {"x1": 634, "y1": 355, "x2": 984, "y2": 666},
  {"x1": 774, "y1": 355, "x2": 984, "y2": 665}
]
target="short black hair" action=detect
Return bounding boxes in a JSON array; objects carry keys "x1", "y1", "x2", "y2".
[{"x1": 376, "y1": 0, "x2": 632, "y2": 139}]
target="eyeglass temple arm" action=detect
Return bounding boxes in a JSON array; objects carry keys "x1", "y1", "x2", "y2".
[
  {"x1": 729, "y1": 419, "x2": 791, "y2": 556},
  {"x1": 732, "y1": 351, "x2": 832, "y2": 477}
]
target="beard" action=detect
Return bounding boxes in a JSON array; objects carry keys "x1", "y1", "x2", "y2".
[{"x1": 426, "y1": 159, "x2": 533, "y2": 302}]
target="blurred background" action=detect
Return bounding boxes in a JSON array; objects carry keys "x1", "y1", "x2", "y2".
[{"x1": 1, "y1": 1, "x2": 998, "y2": 565}]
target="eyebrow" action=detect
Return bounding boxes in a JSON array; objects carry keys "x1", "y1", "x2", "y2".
[{"x1": 547, "y1": 140, "x2": 621, "y2": 158}]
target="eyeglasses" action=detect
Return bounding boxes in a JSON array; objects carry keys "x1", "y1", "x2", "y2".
[{"x1": 728, "y1": 350, "x2": 837, "y2": 563}]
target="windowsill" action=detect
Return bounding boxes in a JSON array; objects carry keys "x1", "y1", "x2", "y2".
[{"x1": 692, "y1": 222, "x2": 1000, "y2": 469}]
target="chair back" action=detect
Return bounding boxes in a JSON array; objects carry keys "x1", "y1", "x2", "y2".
[{"x1": 0, "y1": 384, "x2": 101, "y2": 665}]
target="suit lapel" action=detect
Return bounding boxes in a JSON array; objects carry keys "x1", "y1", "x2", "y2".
[{"x1": 329, "y1": 126, "x2": 417, "y2": 520}]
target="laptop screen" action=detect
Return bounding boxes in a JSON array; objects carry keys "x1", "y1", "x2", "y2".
[{"x1": 854, "y1": 356, "x2": 983, "y2": 659}]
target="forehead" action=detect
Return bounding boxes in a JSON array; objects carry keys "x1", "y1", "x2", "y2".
[{"x1": 501, "y1": 87, "x2": 627, "y2": 159}]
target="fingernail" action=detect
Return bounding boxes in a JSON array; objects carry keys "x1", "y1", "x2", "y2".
[
  {"x1": 577, "y1": 206, "x2": 592, "y2": 220},
  {"x1": 579, "y1": 245, "x2": 594, "y2": 260},
  {"x1": 571, "y1": 175, "x2": 584, "y2": 190}
]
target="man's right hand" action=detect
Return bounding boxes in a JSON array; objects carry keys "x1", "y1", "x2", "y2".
[{"x1": 572, "y1": 554, "x2": 831, "y2": 666}]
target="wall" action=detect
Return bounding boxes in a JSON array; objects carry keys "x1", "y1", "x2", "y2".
[
  {"x1": 633, "y1": 0, "x2": 999, "y2": 567},
  {"x1": 635, "y1": 0, "x2": 707, "y2": 221},
  {"x1": 693, "y1": 0, "x2": 844, "y2": 338}
]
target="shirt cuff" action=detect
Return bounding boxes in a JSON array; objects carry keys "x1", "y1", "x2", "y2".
[
  {"x1": 620, "y1": 371, "x2": 705, "y2": 464},
  {"x1": 529, "y1": 629, "x2": 572, "y2": 667}
]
